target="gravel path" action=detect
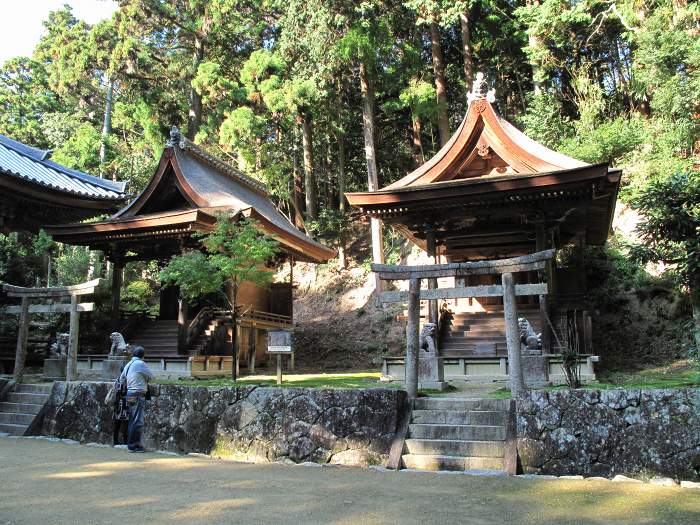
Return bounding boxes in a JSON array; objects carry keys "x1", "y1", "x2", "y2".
[{"x1": 0, "y1": 438, "x2": 698, "y2": 525}]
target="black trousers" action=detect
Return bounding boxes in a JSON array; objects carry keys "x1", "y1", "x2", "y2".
[{"x1": 113, "y1": 419, "x2": 129, "y2": 445}]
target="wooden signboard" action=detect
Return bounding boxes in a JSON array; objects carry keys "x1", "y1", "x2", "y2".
[
  {"x1": 267, "y1": 330, "x2": 292, "y2": 385},
  {"x1": 267, "y1": 330, "x2": 292, "y2": 353}
]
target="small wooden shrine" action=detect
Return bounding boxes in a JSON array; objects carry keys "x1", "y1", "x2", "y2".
[
  {"x1": 45, "y1": 127, "x2": 334, "y2": 375},
  {"x1": 0, "y1": 133, "x2": 127, "y2": 233},
  {"x1": 347, "y1": 75, "x2": 620, "y2": 379}
]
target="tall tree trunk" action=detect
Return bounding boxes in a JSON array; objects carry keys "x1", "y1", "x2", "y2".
[
  {"x1": 412, "y1": 115, "x2": 425, "y2": 166},
  {"x1": 459, "y1": 12, "x2": 474, "y2": 93},
  {"x1": 301, "y1": 111, "x2": 318, "y2": 219},
  {"x1": 99, "y1": 78, "x2": 114, "y2": 178},
  {"x1": 187, "y1": 34, "x2": 204, "y2": 140},
  {"x1": 291, "y1": 128, "x2": 305, "y2": 229},
  {"x1": 429, "y1": 22, "x2": 450, "y2": 147},
  {"x1": 527, "y1": 0, "x2": 544, "y2": 95},
  {"x1": 691, "y1": 270, "x2": 700, "y2": 354},
  {"x1": 337, "y1": 133, "x2": 347, "y2": 213},
  {"x1": 359, "y1": 62, "x2": 385, "y2": 285},
  {"x1": 337, "y1": 133, "x2": 347, "y2": 270}
]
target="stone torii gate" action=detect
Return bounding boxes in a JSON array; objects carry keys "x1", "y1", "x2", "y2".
[
  {"x1": 372, "y1": 250, "x2": 555, "y2": 399},
  {"x1": 1, "y1": 279, "x2": 100, "y2": 382}
]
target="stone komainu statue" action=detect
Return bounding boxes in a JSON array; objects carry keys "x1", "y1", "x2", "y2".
[
  {"x1": 518, "y1": 318, "x2": 541, "y2": 351},
  {"x1": 109, "y1": 332, "x2": 128, "y2": 357},
  {"x1": 50, "y1": 333, "x2": 70, "y2": 356},
  {"x1": 419, "y1": 322, "x2": 437, "y2": 354}
]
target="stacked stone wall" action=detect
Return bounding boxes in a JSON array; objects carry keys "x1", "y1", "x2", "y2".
[
  {"x1": 39, "y1": 382, "x2": 406, "y2": 467},
  {"x1": 517, "y1": 388, "x2": 700, "y2": 480}
]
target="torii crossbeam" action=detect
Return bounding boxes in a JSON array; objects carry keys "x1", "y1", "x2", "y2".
[
  {"x1": 1, "y1": 279, "x2": 100, "y2": 381},
  {"x1": 372, "y1": 250, "x2": 555, "y2": 398}
]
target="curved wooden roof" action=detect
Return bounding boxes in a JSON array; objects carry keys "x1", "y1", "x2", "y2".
[
  {"x1": 346, "y1": 92, "x2": 621, "y2": 259},
  {"x1": 45, "y1": 130, "x2": 335, "y2": 264}
]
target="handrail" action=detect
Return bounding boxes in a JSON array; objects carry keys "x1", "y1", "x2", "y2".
[{"x1": 186, "y1": 307, "x2": 216, "y2": 346}]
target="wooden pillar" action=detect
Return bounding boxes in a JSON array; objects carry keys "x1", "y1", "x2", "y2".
[
  {"x1": 110, "y1": 261, "x2": 124, "y2": 332},
  {"x1": 177, "y1": 295, "x2": 188, "y2": 354},
  {"x1": 502, "y1": 272, "x2": 526, "y2": 396},
  {"x1": 66, "y1": 295, "x2": 79, "y2": 381},
  {"x1": 12, "y1": 297, "x2": 30, "y2": 382},
  {"x1": 426, "y1": 232, "x2": 439, "y2": 325},
  {"x1": 235, "y1": 325, "x2": 240, "y2": 378},
  {"x1": 289, "y1": 257, "x2": 294, "y2": 324},
  {"x1": 405, "y1": 276, "x2": 420, "y2": 399},
  {"x1": 249, "y1": 326, "x2": 257, "y2": 373},
  {"x1": 535, "y1": 223, "x2": 551, "y2": 353},
  {"x1": 276, "y1": 354, "x2": 282, "y2": 385}
]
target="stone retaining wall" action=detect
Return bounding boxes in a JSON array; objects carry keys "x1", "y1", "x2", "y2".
[
  {"x1": 517, "y1": 388, "x2": 700, "y2": 480},
  {"x1": 39, "y1": 382, "x2": 407, "y2": 467}
]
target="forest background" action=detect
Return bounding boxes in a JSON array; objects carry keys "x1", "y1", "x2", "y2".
[{"x1": 0, "y1": 0, "x2": 697, "y2": 373}]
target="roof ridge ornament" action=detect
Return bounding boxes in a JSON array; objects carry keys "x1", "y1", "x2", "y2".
[
  {"x1": 467, "y1": 72, "x2": 496, "y2": 107},
  {"x1": 165, "y1": 124, "x2": 268, "y2": 195},
  {"x1": 166, "y1": 126, "x2": 184, "y2": 148}
]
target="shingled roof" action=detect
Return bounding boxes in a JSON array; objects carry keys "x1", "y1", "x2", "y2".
[
  {"x1": 0, "y1": 133, "x2": 126, "y2": 200},
  {"x1": 44, "y1": 128, "x2": 335, "y2": 264}
]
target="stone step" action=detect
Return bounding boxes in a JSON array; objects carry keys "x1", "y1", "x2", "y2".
[
  {"x1": 404, "y1": 439, "x2": 505, "y2": 458},
  {"x1": 0, "y1": 412, "x2": 35, "y2": 425},
  {"x1": 402, "y1": 454, "x2": 505, "y2": 471},
  {"x1": 14, "y1": 383, "x2": 53, "y2": 394},
  {"x1": 409, "y1": 424, "x2": 505, "y2": 441},
  {"x1": 0, "y1": 402, "x2": 44, "y2": 415},
  {"x1": 6, "y1": 392, "x2": 49, "y2": 404},
  {"x1": 0, "y1": 422, "x2": 26, "y2": 435},
  {"x1": 413, "y1": 397, "x2": 510, "y2": 411},
  {"x1": 412, "y1": 409, "x2": 508, "y2": 426}
]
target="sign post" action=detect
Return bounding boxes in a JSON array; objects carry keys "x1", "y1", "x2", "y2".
[{"x1": 267, "y1": 330, "x2": 293, "y2": 385}]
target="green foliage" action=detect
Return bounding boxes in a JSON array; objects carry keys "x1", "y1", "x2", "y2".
[
  {"x1": 631, "y1": 172, "x2": 700, "y2": 283},
  {"x1": 160, "y1": 216, "x2": 279, "y2": 308},
  {"x1": 120, "y1": 279, "x2": 157, "y2": 315},
  {"x1": 52, "y1": 245, "x2": 93, "y2": 286},
  {"x1": 518, "y1": 93, "x2": 572, "y2": 150},
  {"x1": 305, "y1": 209, "x2": 353, "y2": 250}
]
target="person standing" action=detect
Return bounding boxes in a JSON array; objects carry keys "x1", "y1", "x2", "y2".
[
  {"x1": 112, "y1": 347, "x2": 133, "y2": 446},
  {"x1": 119, "y1": 346, "x2": 154, "y2": 453}
]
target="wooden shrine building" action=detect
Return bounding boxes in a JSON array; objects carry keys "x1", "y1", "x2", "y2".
[
  {"x1": 45, "y1": 127, "x2": 334, "y2": 376},
  {"x1": 346, "y1": 76, "x2": 620, "y2": 383},
  {"x1": 0, "y1": 133, "x2": 127, "y2": 233}
]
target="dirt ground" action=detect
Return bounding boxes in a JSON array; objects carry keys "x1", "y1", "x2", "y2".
[{"x1": 1, "y1": 439, "x2": 699, "y2": 525}]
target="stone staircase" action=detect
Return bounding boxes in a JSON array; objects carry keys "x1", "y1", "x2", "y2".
[
  {"x1": 401, "y1": 397, "x2": 512, "y2": 472},
  {"x1": 441, "y1": 309, "x2": 540, "y2": 357},
  {"x1": 130, "y1": 320, "x2": 180, "y2": 357},
  {"x1": 0, "y1": 383, "x2": 52, "y2": 436}
]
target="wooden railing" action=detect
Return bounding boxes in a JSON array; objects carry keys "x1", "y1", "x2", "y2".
[
  {"x1": 243, "y1": 310, "x2": 292, "y2": 328},
  {"x1": 186, "y1": 307, "x2": 215, "y2": 347}
]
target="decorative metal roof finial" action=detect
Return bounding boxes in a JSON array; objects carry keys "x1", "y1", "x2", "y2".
[
  {"x1": 167, "y1": 125, "x2": 183, "y2": 148},
  {"x1": 467, "y1": 72, "x2": 496, "y2": 106}
]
